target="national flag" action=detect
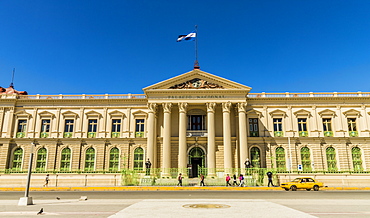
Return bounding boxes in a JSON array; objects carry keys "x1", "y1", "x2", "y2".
[{"x1": 177, "y1": 31, "x2": 196, "y2": 42}]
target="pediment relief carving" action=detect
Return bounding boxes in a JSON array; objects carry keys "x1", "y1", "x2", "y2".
[{"x1": 169, "y1": 78, "x2": 223, "y2": 89}]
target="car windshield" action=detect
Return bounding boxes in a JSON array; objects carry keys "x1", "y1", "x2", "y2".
[{"x1": 292, "y1": 178, "x2": 301, "y2": 182}]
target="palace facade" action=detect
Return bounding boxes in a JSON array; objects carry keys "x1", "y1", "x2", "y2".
[{"x1": 0, "y1": 69, "x2": 369, "y2": 177}]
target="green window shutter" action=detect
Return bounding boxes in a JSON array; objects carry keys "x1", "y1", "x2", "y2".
[
  {"x1": 275, "y1": 147, "x2": 286, "y2": 172},
  {"x1": 85, "y1": 148, "x2": 95, "y2": 171},
  {"x1": 351, "y1": 147, "x2": 363, "y2": 171},
  {"x1": 60, "y1": 148, "x2": 71, "y2": 171},
  {"x1": 250, "y1": 147, "x2": 261, "y2": 168},
  {"x1": 36, "y1": 148, "x2": 47, "y2": 171},
  {"x1": 12, "y1": 148, "x2": 23, "y2": 170},
  {"x1": 300, "y1": 147, "x2": 311, "y2": 171},
  {"x1": 133, "y1": 147, "x2": 144, "y2": 171},
  {"x1": 326, "y1": 147, "x2": 337, "y2": 171},
  {"x1": 109, "y1": 147, "x2": 120, "y2": 171}
]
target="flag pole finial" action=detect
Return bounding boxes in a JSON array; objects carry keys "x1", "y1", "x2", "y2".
[{"x1": 194, "y1": 25, "x2": 200, "y2": 69}]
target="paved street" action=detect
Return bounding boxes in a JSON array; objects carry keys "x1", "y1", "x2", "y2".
[{"x1": 1, "y1": 191, "x2": 370, "y2": 217}]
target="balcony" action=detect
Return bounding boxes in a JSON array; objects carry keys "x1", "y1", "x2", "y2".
[
  {"x1": 88, "y1": 132, "x2": 96, "y2": 138},
  {"x1": 324, "y1": 131, "x2": 333, "y2": 137},
  {"x1": 64, "y1": 132, "x2": 73, "y2": 138},
  {"x1": 250, "y1": 131, "x2": 259, "y2": 137},
  {"x1": 274, "y1": 131, "x2": 283, "y2": 137},
  {"x1": 349, "y1": 131, "x2": 358, "y2": 137},
  {"x1": 299, "y1": 131, "x2": 308, "y2": 137},
  {"x1": 111, "y1": 132, "x2": 120, "y2": 138},
  {"x1": 16, "y1": 132, "x2": 25, "y2": 138},
  {"x1": 135, "y1": 132, "x2": 144, "y2": 138},
  {"x1": 40, "y1": 132, "x2": 49, "y2": 138},
  {"x1": 186, "y1": 130, "x2": 208, "y2": 137}
]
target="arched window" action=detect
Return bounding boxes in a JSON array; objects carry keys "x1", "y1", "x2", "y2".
[
  {"x1": 85, "y1": 147, "x2": 95, "y2": 171},
  {"x1": 12, "y1": 148, "x2": 23, "y2": 170},
  {"x1": 352, "y1": 147, "x2": 363, "y2": 171},
  {"x1": 133, "y1": 147, "x2": 144, "y2": 170},
  {"x1": 109, "y1": 147, "x2": 120, "y2": 171},
  {"x1": 250, "y1": 147, "x2": 261, "y2": 168},
  {"x1": 326, "y1": 147, "x2": 337, "y2": 171},
  {"x1": 60, "y1": 148, "x2": 71, "y2": 171},
  {"x1": 275, "y1": 147, "x2": 286, "y2": 172},
  {"x1": 36, "y1": 148, "x2": 47, "y2": 171},
  {"x1": 300, "y1": 147, "x2": 311, "y2": 171}
]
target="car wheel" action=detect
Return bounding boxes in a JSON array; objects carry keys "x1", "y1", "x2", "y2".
[
  {"x1": 290, "y1": 185, "x2": 297, "y2": 191},
  {"x1": 284, "y1": 188, "x2": 289, "y2": 191},
  {"x1": 306, "y1": 189, "x2": 311, "y2": 191},
  {"x1": 313, "y1": 185, "x2": 319, "y2": 191}
]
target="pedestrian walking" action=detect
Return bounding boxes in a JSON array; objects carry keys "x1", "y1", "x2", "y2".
[
  {"x1": 232, "y1": 174, "x2": 238, "y2": 186},
  {"x1": 244, "y1": 158, "x2": 251, "y2": 168},
  {"x1": 239, "y1": 174, "x2": 245, "y2": 187},
  {"x1": 177, "y1": 173, "x2": 183, "y2": 186},
  {"x1": 145, "y1": 158, "x2": 151, "y2": 175},
  {"x1": 226, "y1": 174, "x2": 232, "y2": 186},
  {"x1": 43, "y1": 174, "x2": 50, "y2": 187},
  {"x1": 267, "y1": 171, "x2": 274, "y2": 187},
  {"x1": 200, "y1": 174, "x2": 205, "y2": 186}
]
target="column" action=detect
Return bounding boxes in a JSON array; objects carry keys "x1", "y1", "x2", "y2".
[
  {"x1": 238, "y1": 103, "x2": 248, "y2": 169},
  {"x1": 178, "y1": 102, "x2": 188, "y2": 172},
  {"x1": 146, "y1": 103, "x2": 157, "y2": 171},
  {"x1": 207, "y1": 102, "x2": 216, "y2": 176},
  {"x1": 6, "y1": 107, "x2": 14, "y2": 138},
  {"x1": 162, "y1": 103, "x2": 172, "y2": 176},
  {"x1": 222, "y1": 102, "x2": 232, "y2": 170},
  {"x1": 0, "y1": 107, "x2": 4, "y2": 138}
]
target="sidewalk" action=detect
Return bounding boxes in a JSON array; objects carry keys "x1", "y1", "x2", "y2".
[{"x1": 0, "y1": 186, "x2": 369, "y2": 191}]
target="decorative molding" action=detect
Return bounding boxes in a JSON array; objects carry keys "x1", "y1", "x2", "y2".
[
  {"x1": 169, "y1": 78, "x2": 224, "y2": 89},
  {"x1": 222, "y1": 102, "x2": 232, "y2": 113},
  {"x1": 162, "y1": 103, "x2": 173, "y2": 113},
  {"x1": 237, "y1": 102, "x2": 247, "y2": 113},
  {"x1": 206, "y1": 102, "x2": 216, "y2": 113},
  {"x1": 343, "y1": 109, "x2": 361, "y2": 118},
  {"x1": 178, "y1": 102, "x2": 188, "y2": 113},
  {"x1": 147, "y1": 103, "x2": 157, "y2": 113}
]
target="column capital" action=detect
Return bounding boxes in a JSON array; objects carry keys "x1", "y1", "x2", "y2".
[
  {"x1": 222, "y1": 102, "x2": 232, "y2": 113},
  {"x1": 178, "y1": 102, "x2": 188, "y2": 113},
  {"x1": 162, "y1": 103, "x2": 173, "y2": 113},
  {"x1": 237, "y1": 102, "x2": 248, "y2": 113},
  {"x1": 206, "y1": 102, "x2": 216, "y2": 113},
  {"x1": 147, "y1": 103, "x2": 158, "y2": 113}
]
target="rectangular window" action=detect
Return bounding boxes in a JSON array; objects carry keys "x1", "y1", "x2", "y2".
[
  {"x1": 273, "y1": 118, "x2": 282, "y2": 131},
  {"x1": 298, "y1": 118, "x2": 307, "y2": 131},
  {"x1": 88, "y1": 119, "x2": 98, "y2": 132},
  {"x1": 17, "y1": 120, "x2": 27, "y2": 133},
  {"x1": 64, "y1": 119, "x2": 74, "y2": 132},
  {"x1": 249, "y1": 118, "x2": 259, "y2": 137},
  {"x1": 347, "y1": 118, "x2": 357, "y2": 131},
  {"x1": 135, "y1": 119, "x2": 145, "y2": 138},
  {"x1": 41, "y1": 120, "x2": 51, "y2": 133},
  {"x1": 323, "y1": 118, "x2": 332, "y2": 131},
  {"x1": 188, "y1": 115, "x2": 206, "y2": 130},
  {"x1": 112, "y1": 119, "x2": 121, "y2": 132}
]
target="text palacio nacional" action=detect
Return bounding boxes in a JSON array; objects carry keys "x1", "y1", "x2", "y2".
[{"x1": 0, "y1": 69, "x2": 369, "y2": 176}]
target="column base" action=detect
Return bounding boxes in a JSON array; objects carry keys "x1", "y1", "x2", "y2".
[{"x1": 18, "y1": 197, "x2": 33, "y2": 206}]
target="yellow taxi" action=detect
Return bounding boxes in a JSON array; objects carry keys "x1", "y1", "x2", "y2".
[{"x1": 280, "y1": 177, "x2": 324, "y2": 191}]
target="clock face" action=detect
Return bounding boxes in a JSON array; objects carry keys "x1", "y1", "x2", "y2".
[{"x1": 192, "y1": 80, "x2": 202, "y2": 88}]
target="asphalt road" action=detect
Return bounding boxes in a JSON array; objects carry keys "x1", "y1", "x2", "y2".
[
  {"x1": 1, "y1": 190, "x2": 370, "y2": 200},
  {"x1": 1, "y1": 191, "x2": 370, "y2": 217}
]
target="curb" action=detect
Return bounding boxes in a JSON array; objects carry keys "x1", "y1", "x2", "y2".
[{"x1": 0, "y1": 186, "x2": 369, "y2": 191}]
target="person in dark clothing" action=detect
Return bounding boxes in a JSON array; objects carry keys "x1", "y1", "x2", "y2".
[
  {"x1": 200, "y1": 174, "x2": 205, "y2": 186},
  {"x1": 177, "y1": 173, "x2": 183, "y2": 186},
  {"x1": 244, "y1": 158, "x2": 251, "y2": 168},
  {"x1": 232, "y1": 174, "x2": 238, "y2": 186},
  {"x1": 145, "y1": 159, "x2": 151, "y2": 175},
  {"x1": 267, "y1": 171, "x2": 274, "y2": 187}
]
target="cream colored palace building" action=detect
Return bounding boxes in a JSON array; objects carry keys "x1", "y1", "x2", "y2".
[{"x1": 0, "y1": 69, "x2": 369, "y2": 177}]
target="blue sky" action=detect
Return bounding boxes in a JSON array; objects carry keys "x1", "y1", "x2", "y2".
[{"x1": 1, "y1": 1, "x2": 370, "y2": 95}]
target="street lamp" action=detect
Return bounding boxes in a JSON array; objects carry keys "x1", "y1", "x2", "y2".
[{"x1": 18, "y1": 141, "x2": 35, "y2": 206}]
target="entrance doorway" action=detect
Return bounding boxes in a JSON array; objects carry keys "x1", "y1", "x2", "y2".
[{"x1": 188, "y1": 147, "x2": 205, "y2": 178}]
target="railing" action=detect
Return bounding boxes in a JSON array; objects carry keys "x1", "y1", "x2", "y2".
[
  {"x1": 248, "y1": 92, "x2": 370, "y2": 98},
  {"x1": 16, "y1": 94, "x2": 147, "y2": 100}
]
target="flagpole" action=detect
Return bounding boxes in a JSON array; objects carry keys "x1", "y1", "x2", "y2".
[{"x1": 194, "y1": 25, "x2": 200, "y2": 69}]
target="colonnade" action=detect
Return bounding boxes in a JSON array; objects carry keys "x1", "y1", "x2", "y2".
[{"x1": 146, "y1": 102, "x2": 249, "y2": 176}]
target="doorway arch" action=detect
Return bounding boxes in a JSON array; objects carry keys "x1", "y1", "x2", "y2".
[{"x1": 188, "y1": 147, "x2": 205, "y2": 178}]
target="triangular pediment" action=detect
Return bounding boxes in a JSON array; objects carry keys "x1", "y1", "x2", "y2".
[
  {"x1": 318, "y1": 109, "x2": 336, "y2": 117},
  {"x1": 343, "y1": 109, "x2": 361, "y2": 117},
  {"x1": 143, "y1": 69, "x2": 251, "y2": 91},
  {"x1": 293, "y1": 109, "x2": 311, "y2": 117},
  {"x1": 39, "y1": 111, "x2": 56, "y2": 118},
  {"x1": 269, "y1": 109, "x2": 287, "y2": 117}
]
